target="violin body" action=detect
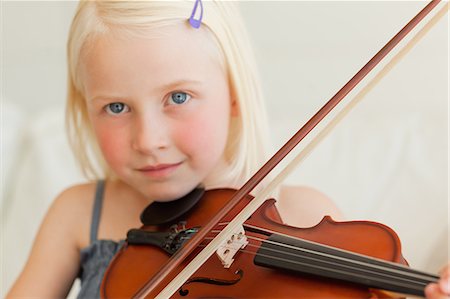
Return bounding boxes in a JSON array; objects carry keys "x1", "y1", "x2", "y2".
[{"x1": 101, "y1": 189, "x2": 407, "y2": 298}]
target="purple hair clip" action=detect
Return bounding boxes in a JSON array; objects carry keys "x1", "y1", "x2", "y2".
[{"x1": 189, "y1": 0, "x2": 203, "y2": 29}]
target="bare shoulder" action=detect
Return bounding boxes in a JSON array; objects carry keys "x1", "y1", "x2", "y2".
[
  {"x1": 49, "y1": 182, "x2": 97, "y2": 248},
  {"x1": 275, "y1": 185, "x2": 344, "y2": 228},
  {"x1": 51, "y1": 183, "x2": 97, "y2": 219},
  {"x1": 55, "y1": 182, "x2": 97, "y2": 207}
]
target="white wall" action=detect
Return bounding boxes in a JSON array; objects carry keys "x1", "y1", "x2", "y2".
[{"x1": 2, "y1": 1, "x2": 448, "y2": 297}]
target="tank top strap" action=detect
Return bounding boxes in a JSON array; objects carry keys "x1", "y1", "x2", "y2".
[{"x1": 90, "y1": 180, "x2": 106, "y2": 244}]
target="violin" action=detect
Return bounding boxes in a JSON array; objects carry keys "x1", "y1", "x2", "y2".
[
  {"x1": 100, "y1": 1, "x2": 444, "y2": 298},
  {"x1": 101, "y1": 188, "x2": 438, "y2": 298}
]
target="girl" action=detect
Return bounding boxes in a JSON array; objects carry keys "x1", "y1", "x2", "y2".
[{"x1": 7, "y1": 1, "x2": 449, "y2": 298}]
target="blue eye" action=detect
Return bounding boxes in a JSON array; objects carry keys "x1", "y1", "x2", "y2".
[
  {"x1": 170, "y1": 92, "x2": 191, "y2": 105},
  {"x1": 105, "y1": 102, "x2": 129, "y2": 115}
]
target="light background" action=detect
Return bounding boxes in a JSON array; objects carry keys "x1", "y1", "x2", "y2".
[{"x1": 1, "y1": 1, "x2": 449, "y2": 297}]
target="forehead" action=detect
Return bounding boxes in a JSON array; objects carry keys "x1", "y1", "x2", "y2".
[{"x1": 80, "y1": 23, "x2": 226, "y2": 94}]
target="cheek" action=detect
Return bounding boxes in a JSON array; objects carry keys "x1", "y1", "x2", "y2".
[
  {"x1": 94, "y1": 124, "x2": 129, "y2": 168},
  {"x1": 176, "y1": 109, "x2": 230, "y2": 164}
]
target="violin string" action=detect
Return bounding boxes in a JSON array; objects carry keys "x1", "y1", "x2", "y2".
[
  {"x1": 206, "y1": 234, "x2": 434, "y2": 286},
  {"x1": 213, "y1": 224, "x2": 437, "y2": 280},
  {"x1": 198, "y1": 235, "x2": 432, "y2": 292},
  {"x1": 200, "y1": 230, "x2": 437, "y2": 288},
  {"x1": 212, "y1": 230, "x2": 437, "y2": 282},
  {"x1": 243, "y1": 246, "x2": 426, "y2": 292}
]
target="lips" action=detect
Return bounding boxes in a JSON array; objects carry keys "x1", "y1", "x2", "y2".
[{"x1": 137, "y1": 162, "x2": 183, "y2": 178}]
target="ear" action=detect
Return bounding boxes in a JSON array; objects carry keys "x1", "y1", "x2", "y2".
[{"x1": 230, "y1": 98, "x2": 239, "y2": 117}]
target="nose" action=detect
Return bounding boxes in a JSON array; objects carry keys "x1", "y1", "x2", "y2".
[{"x1": 131, "y1": 112, "x2": 170, "y2": 154}]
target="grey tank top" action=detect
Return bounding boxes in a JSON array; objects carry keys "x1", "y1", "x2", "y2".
[{"x1": 77, "y1": 180, "x2": 124, "y2": 299}]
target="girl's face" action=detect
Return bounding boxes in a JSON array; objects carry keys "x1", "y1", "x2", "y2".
[{"x1": 81, "y1": 24, "x2": 235, "y2": 202}]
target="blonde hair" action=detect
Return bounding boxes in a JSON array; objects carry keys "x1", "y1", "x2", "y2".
[{"x1": 67, "y1": 0, "x2": 270, "y2": 189}]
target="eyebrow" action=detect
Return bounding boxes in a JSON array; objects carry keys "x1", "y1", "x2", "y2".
[
  {"x1": 88, "y1": 95, "x2": 125, "y2": 103},
  {"x1": 158, "y1": 79, "x2": 203, "y2": 92},
  {"x1": 88, "y1": 79, "x2": 204, "y2": 103}
]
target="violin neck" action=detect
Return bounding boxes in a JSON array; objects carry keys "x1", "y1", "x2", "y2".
[{"x1": 254, "y1": 233, "x2": 438, "y2": 297}]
